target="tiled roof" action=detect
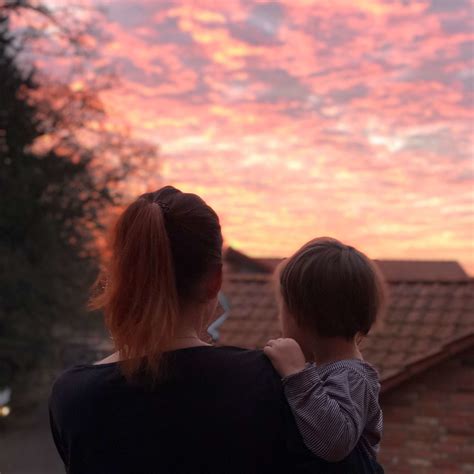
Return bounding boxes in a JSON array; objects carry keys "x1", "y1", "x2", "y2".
[
  {"x1": 254, "y1": 258, "x2": 284, "y2": 272},
  {"x1": 217, "y1": 273, "x2": 474, "y2": 392},
  {"x1": 373, "y1": 260, "x2": 468, "y2": 282},
  {"x1": 224, "y1": 247, "x2": 271, "y2": 274},
  {"x1": 218, "y1": 274, "x2": 280, "y2": 349}
]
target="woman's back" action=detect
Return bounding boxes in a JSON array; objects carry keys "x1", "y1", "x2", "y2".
[
  {"x1": 50, "y1": 346, "x2": 382, "y2": 474},
  {"x1": 50, "y1": 346, "x2": 296, "y2": 474}
]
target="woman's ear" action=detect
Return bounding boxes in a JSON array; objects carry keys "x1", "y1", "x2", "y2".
[{"x1": 206, "y1": 265, "x2": 223, "y2": 300}]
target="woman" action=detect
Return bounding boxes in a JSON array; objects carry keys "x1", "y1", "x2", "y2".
[{"x1": 49, "y1": 186, "x2": 383, "y2": 474}]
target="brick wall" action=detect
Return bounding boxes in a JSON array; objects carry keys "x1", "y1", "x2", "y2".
[{"x1": 379, "y1": 347, "x2": 474, "y2": 473}]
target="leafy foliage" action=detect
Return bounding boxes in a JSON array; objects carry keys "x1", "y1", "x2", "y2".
[{"x1": 0, "y1": 4, "x2": 158, "y2": 390}]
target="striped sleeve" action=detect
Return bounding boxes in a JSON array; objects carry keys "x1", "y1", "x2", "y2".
[{"x1": 282, "y1": 364, "x2": 371, "y2": 462}]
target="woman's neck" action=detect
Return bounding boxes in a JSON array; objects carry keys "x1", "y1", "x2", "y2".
[
  {"x1": 167, "y1": 325, "x2": 211, "y2": 350},
  {"x1": 96, "y1": 323, "x2": 211, "y2": 365},
  {"x1": 310, "y1": 335, "x2": 362, "y2": 366}
]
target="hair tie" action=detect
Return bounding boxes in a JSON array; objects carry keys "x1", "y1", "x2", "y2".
[{"x1": 155, "y1": 200, "x2": 170, "y2": 214}]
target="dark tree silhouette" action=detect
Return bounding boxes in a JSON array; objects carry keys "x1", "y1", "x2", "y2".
[{"x1": 0, "y1": 2, "x2": 158, "y2": 397}]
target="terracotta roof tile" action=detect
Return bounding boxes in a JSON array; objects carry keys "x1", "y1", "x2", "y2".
[
  {"x1": 217, "y1": 273, "x2": 474, "y2": 389},
  {"x1": 373, "y1": 260, "x2": 468, "y2": 282},
  {"x1": 224, "y1": 248, "x2": 272, "y2": 274},
  {"x1": 254, "y1": 258, "x2": 284, "y2": 272}
]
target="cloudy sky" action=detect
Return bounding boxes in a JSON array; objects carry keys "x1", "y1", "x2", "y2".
[{"x1": 41, "y1": 1, "x2": 474, "y2": 271}]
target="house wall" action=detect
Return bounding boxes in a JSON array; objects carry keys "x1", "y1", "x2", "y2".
[{"x1": 379, "y1": 347, "x2": 474, "y2": 473}]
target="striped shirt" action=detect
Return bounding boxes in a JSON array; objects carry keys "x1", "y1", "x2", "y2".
[{"x1": 282, "y1": 359, "x2": 382, "y2": 462}]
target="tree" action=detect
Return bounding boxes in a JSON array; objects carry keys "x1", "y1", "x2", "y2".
[{"x1": 0, "y1": 2, "x2": 158, "y2": 400}]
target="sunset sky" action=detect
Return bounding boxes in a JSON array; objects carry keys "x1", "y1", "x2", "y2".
[{"x1": 34, "y1": 1, "x2": 474, "y2": 272}]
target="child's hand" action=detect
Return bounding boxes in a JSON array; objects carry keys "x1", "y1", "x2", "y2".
[{"x1": 263, "y1": 338, "x2": 306, "y2": 377}]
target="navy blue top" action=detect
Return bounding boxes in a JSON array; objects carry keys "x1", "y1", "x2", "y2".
[{"x1": 49, "y1": 346, "x2": 384, "y2": 474}]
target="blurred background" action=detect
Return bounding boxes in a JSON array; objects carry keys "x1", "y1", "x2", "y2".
[{"x1": 0, "y1": 0, "x2": 473, "y2": 473}]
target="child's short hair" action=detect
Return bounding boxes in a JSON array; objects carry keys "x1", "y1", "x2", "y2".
[{"x1": 279, "y1": 237, "x2": 386, "y2": 339}]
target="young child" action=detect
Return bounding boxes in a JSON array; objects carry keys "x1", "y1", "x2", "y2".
[{"x1": 264, "y1": 237, "x2": 386, "y2": 463}]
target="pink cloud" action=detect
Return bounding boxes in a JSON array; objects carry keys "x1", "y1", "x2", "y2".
[{"x1": 28, "y1": 0, "x2": 474, "y2": 273}]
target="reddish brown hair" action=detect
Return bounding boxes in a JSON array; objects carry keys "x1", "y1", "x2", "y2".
[
  {"x1": 91, "y1": 186, "x2": 223, "y2": 381},
  {"x1": 280, "y1": 237, "x2": 386, "y2": 339}
]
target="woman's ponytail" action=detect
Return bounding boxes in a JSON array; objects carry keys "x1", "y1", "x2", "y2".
[
  {"x1": 91, "y1": 186, "x2": 223, "y2": 382},
  {"x1": 91, "y1": 196, "x2": 179, "y2": 382}
]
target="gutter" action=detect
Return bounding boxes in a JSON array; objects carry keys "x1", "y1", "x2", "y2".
[{"x1": 380, "y1": 333, "x2": 474, "y2": 395}]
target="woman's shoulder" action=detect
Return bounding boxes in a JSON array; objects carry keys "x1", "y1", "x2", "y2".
[
  {"x1": 159, "y1": 344, "x2": 277, "y2": 371},
  {"x1": 49, "y1": 361, "x2": 121, "y2": 414},
  {"x1": 211, "y1": 345, "x2": 273, "y2": 366},
  {"x1": 164, "y1": 345, "x2": 280, "y2": 386},
  {"x1": 49, "y1": 345, "x2": 282, "y2": 417},
  {"x1": 49, "y1": 346, "x2": 282, "y2": 434},
  {"x1": 52, "y1": 359, "x2": 120, "y2": 386},
  {"x1": 198, "y1": 345, "x2": 281, "y2": 382},
  {"x1": 50, "y1": 346, "x2": 278, "y2": 396}
]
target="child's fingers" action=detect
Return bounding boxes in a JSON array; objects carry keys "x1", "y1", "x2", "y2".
[
  {"x1": 263, "y1": 345, "x2": 276, "y2": 359},
  {"x1": 263, "y1": 342, "x2": 282, "y2": 355},
  {"x1": 266, "y1": 338, "x2": 286, "y2": 346}
]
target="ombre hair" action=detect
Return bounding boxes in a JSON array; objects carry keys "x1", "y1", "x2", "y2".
[
  {"x1": 91, "y1": 186, "x2": 223, "y2": 381},
  {"x1": 280, "y1": 237, "x2": 386, "y2": 340}
]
